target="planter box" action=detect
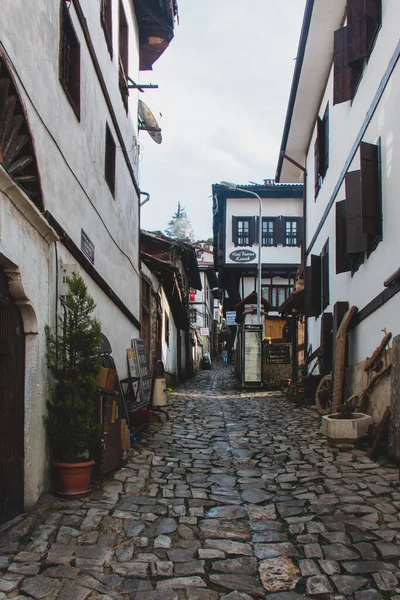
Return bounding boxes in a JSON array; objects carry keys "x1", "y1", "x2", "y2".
[{"x1": 322, "y1": 413, "x2": 372, "y2": 443}]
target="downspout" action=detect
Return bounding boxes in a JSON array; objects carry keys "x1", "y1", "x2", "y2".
[{"x1": 281, "y1": 152, "x2": 307, "y2": 380}]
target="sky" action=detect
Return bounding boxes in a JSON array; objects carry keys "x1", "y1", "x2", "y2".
[{"x1": 138, "y1": 0, "x2": 307, "y2": 241}]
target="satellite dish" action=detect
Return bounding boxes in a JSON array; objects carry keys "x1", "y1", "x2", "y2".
[{"x1": 138, "y1": 99, "x2": 162, "y2": 144}]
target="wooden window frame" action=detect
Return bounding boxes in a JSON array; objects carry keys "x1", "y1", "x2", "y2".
[
  {"x1": 189, "y1": 309, "x2": 197, "y2": 324},
  {"x1": 232, "y1": 216, "x2": 255, "y2": 247},
  {"x1": 105, "y1": 124, "x2": 116, "y2": 197},
  {"x1": 101, "y1": 0, "x2": 113, "y2": 59},
  {"x1": 119, "y1": 0, "x2": 129, "y2": 112},
  {"x1": 59, "y1": 2, "x2": 81, "y2": 120},
  {"x1": 263, "y1": 285, "x2": 291, "y2": 309},
  {"x1": 262, "y1": 218, "x2": 275, "y2": 247}
]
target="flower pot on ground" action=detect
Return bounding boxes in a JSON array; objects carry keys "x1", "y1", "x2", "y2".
[
  {"x1": 45, "y1": 273, "x2": 102, "y2": 498},
  {"x1": 322, "y1": 412, "x2": 373, "y2": 443}
]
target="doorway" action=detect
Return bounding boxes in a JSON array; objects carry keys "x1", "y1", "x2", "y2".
[{"x1": 0, "y1": 267, "x2": 25, "y2": 525}]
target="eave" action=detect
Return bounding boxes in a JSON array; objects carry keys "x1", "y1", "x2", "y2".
[
  {"x1": 275, "y1": 0, "x2": 347, "y2": 183},
  {"x1": 133, "y1": 0, "x2": 178, "y2": 71}
]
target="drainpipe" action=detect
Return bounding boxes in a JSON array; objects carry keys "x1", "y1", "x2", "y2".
[{"x1": 281, "y1": 152, "x2": 307, "y2": 377}]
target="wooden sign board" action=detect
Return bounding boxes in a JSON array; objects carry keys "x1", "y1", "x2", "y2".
[{"x1": 266, "y1": 345, "x2": 291, "y2": 364}]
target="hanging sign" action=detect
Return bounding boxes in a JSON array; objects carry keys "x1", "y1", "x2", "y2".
[
  {"x1": 226, "y1": 311, "x2": 237, "y2": 326},
  {"x1": 229, "y1": 249, "x2": 256, "y2": 263}
]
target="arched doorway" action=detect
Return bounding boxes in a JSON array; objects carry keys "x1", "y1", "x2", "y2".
[{"x1": 0, "y1": 267, "x2": 25, "y2": 525}]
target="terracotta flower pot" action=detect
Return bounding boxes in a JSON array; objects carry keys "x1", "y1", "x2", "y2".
[{"x1": 53, "y1": 459, "x2": 95, "y2": 498}]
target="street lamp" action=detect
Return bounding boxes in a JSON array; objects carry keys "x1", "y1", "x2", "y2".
[{"x1": 219, "y1": 181, "x2": 263, "y2": 324}]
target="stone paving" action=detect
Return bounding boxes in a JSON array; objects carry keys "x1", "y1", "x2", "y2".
[{"x1": 1, "y1": 365, "x2": 400, "y2": 600}]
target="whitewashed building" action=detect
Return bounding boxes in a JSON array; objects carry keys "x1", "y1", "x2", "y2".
[
  {"x1": 276, "y1": 0, "x2": 399, "y2": 422},
  {"x1": 212, "y1": 182, "x2": 303, "y2": 328},
  {"x1": 0, "y1": 0, "x2": 177, "y2": 523},
  {"x1": 189, "y1": 241, "x2": 219, "y2": 361}
]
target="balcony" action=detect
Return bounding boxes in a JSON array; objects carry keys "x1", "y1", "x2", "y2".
[{"x1": 133, "y1": 0, "x2": 178, "y2": 71}]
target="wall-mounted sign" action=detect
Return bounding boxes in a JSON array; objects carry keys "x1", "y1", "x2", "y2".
[
  {"x1": 81, "y1": 229, "x2": 95, "y2": 264},
  {"x1": 229, "y1": 249, "x2": 256, "y2": 263},
  {"x1": 225, "y1": 311, "x2": 237, "y2": 326},
  {"x1": 266, "y1": 345, "x2": 291, "y2": 364},
  {"x1": 200, "y1": 327, "x2": 209, "y2": 336}
]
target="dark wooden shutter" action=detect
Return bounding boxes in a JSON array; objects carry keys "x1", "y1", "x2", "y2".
[
  {"x1": 314, "y1": 139, "x2": 320, "y2": 197},
  {"x1": 232, "y1": 217, "x2": 239, "y2": 246},
  {"x1": 335, "y1": 200, "x2": 352, "y2": 274},
  {"x1": 347, "y1": 0, "x2": 381, "y2": 63},
  {"x1": 305, "y1": 255, "x2": 322, "y2": 317},
  {"x1": 274, "y1": 217, "x2": 285, "y2": 245},
  {"x1": 360, "y1": 141, "x2": 381, "y2": 237},
  {"x1": 297, "y1": 217, "x2": 303, "y2": 247},
  {"x1": 321, "y1": 241, "x2": 330, "y2": 311},
  {"x1": 334, "y1": 27, "x2": 352, "y2": 105},
  {"x1": 322, "y1": 105, "x2": 329, "y2": 176},
  {"x1": 320, "y1": 312, "x2": 333, "y2": 375},
  {"x1": 248, "y1": 217, "x2": 256, "y2": 247},
  {"x1": 345, "y1": 170, "x2": 368, "y2": 254}
]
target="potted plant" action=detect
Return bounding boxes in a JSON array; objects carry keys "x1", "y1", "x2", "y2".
[{"x1": 45, "y1": 273, "x2": 102, "y2": 498}]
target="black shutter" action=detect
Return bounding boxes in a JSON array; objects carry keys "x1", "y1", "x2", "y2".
[
  {"x1": 314, "y1": 139, "x2": 320, "y2": 197},
  {"x1": 360, "y1": 141, "x2": 381, "y2": 237},
  {"x1": 317, "y1": 117, "x2": 325, "y2": 178},
  {"x1": 321, "y1": 241, "x2": 330, "y2": 311},
  {"x1": 334, "y1": 27, "x2": 352, "y2": 105},
  {"x1": 248, "y1": 217, "x2": 256, "y2": 247},
  {"x1": 347, "y1": 0, "x2": 381, "y2": 63},
  {"x1": 274, "y1": 217, "x2": 285, "y2": 245},
  {"x1": 305, "y1": 255, "x2": 322, "y2": 317},
  {"x1": 297, "y1": 217, "x2": 303, "y2": 247},
  {"x1": 345, "y1": 170, "x2": 368, "y2": 254},
  {"x1": 320, "y1": 312, "x2": 333, "y2": 375},
  {"x1": 335, "y1": 200, "x2": 352, "y2": 274},
  {"x1": 232, "y1": 217, "x2": 239, "y2": 247},
  {"x1": 322, "y1": 105, "x2": 329, "y2": 177},
  {"x1": 255, "y1": 216, "x2": 260, "y2": 244}
]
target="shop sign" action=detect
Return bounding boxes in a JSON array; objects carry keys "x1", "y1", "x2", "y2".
[
  {"x1": 200, "y1": 327, "x2": 209, "y2": 336},
  {"x1": 229, "y1": 249, "x2": 256, "y2": 263}
]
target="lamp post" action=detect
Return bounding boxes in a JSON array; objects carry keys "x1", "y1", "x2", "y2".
[{"x1": 219, "y1": 182, "x2": 263, "y2": 324}]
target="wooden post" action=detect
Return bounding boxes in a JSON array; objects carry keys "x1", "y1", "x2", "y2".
[{"x1": 389, "y1": 334, "x2": 400, "y2": 460}]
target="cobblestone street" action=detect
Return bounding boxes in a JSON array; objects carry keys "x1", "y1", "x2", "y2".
[{"x1": 1, "y1": 365, "x2": 400, "y2": 600}]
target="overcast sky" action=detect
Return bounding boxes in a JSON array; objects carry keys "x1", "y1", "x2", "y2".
[{"x1": 138, "y1": 0, "x2": 306, "y2": 241}]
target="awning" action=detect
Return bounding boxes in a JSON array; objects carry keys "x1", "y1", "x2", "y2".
[{"x1": 279, "y1": 288, "x2": 305, "y2": 316}]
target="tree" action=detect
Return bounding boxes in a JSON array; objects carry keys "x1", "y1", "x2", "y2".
[{"x1": 165, "y1": 202, "x2": 195, "y2": 242}]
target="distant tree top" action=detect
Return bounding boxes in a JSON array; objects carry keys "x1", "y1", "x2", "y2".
[{"x1": 165, "y1": 201, "x2": 195, "y2": 242}]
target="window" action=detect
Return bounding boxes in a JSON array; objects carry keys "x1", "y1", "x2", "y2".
[
  {"x1": 263, "y1": 286, "x2": 291, "y2": 308},
  {"x1": 59, "y1": 2, "x2": 80, "y2": 118},
  {"x1": 101, "y1": 0, "x2": 113, "y2": 58},
  {"x1": 189, "y1": 309, "x2": 197, "y2": 324},
  {"x1": 262, "y1": 219, "x2": 275, "y2": 246},
  {"x1": 232, "y1": 217, "x2": 255, "y2": 247},
  {"x1": 105, "y1": 124, "x2": 116, "y2": 196},
  {"x1": 284, "y1": 219, "x2": 298, "y2": 246},
  {"x1": 119, "y1": 1, "x2": 129, "y2": 111},
  {"x1": 336, "y1": 141, "x2": 381, "y2": 273},
  {"x1": 333, "y1": 0, "x2": 381, "y2": 105},
  {"x1": 314, "y1": 104, "x2": 329, "y2": 197},
  {"x1": 164, "y1": 313, "x2": 170, "y2": 346}
]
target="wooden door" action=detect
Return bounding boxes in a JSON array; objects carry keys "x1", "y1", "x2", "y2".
[{"x1": 0, "y1": 268, "x2": 25, "y2": 525}]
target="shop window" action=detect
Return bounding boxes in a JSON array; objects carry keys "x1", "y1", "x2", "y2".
[
  {"x1": 119, "y1": 1, "x2": 129, "y2": 111},
  {"x1": 101, "y1": 0, "x2": 113, "y2": 58},
  {"x1": 59, "y1": 2, "x2": 80, "y2": 119},
  {"x1": 314, "y1": 104, "x2": 329, "y2": 197},
  {"x1": 232, "y1": 216, "x2": 255, "y2": 247},
  {"x1": 333, "y1": 0, "x2": 381, "y2": 105},
  {"x1": 105, "y1": 124, "x2": 116, "y2": 196}
]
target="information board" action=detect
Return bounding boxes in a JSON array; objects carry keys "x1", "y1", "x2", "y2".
[
  {"x1": 132, "y1": 338, "x2": 151, "y2": 406},
  {"x1": 243, "y1": 327, "x2": 262, "y2": 384},
  {"x1": 266, "y1": 345, "x2": 291, "y2": 364}
]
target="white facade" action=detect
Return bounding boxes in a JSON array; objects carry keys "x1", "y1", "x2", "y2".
[
  {"x1": 277, "y1": 0, "x2": 400, "y2": 419},
  {"x1": 0, "y1": 0, "x2": 175, "y2": 515}
]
